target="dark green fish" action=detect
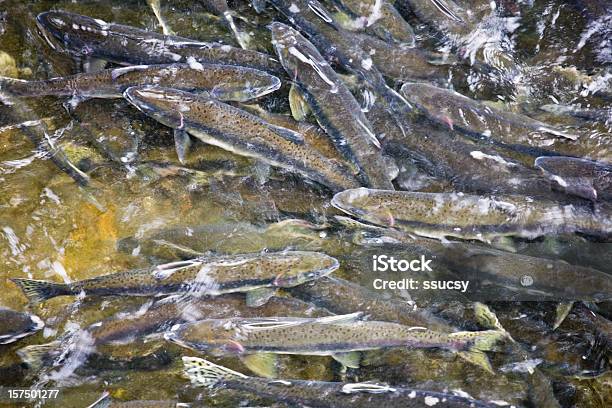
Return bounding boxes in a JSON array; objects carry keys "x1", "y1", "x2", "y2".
[
  {"x1": 11, "y1": 251, "x2": 339, "y2": 303},
  {"x1": 266, "y1": 0, "x2": 412, "y2": 135},
  {"x1": 0, "y1": 63, "x2": 280, "y2": 102},
  {"x1": 339, "y1": 217, "x2": 612, "y2": 301},
  {"x1": 166, "y1": 313, "x2": 504, "y2": 373},
  {"x1": 352, "y1": 33, "x2": 454, "y2": 83},
  {"x1": 182, "y1": 357, "x2": 508, "y2": 407},
  {"x1": 0, "y1": 307, "x2": 44, "y2": 344},
  {"x1": 35, "y1": 11, "x2": 281, "y2": 74},
  {"x1": 270, "y1": 22, "x2": 394, "y2": 189},
  {"x1": 366, "y1": 101, "x2": 560, "y2": 197},
  {"x1": 117, "y1": 219, "x2": 325, "y2": 261},
  {"x1": 332, "y1": 0, "x2": 416, "y2": 46},
  {"x1": 400, "y1": 83, "x2": 580, "y2": 154},
  {"x1": 289, "y1": 276, "x2": 456, "y2": 332},
  {"x1": 332, "y1": 188, "x2": 612, "y2": 242},
  {"x1": 535, "y1": 156, "x2": 612, "y2": 202},
  {"x1": 540, "y1": 104, "x2": 612, "y2": 123},
  {"x1": 124, "y1": 86, "x2": 360, "y2": 192}
]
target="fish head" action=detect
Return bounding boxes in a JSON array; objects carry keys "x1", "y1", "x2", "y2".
[
  {"x1": 332, "y1": 188, "x2": 397, "y2": 227},
  {"x1": 164, "y1": 320, "x2": 241, "y2": 353},
  {"x1": 269, "y1": 22, "x2": 328, "y2": 79},
  {"x1": 36, "y1": 11, "x2": 110, "y2": 55},
  {"x1": 124, "y1": 86, "x2": 201, "y2": 130},
  {"x1": 272, "y1": 252, "x2": 339, "y2": 288}
]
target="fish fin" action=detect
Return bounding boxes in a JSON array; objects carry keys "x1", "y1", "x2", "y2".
[
  {"x1": 489, "y1": 236, "x2": 517, "y2": 253},
  {"x1": 341, "y1": 382, "x2": 396, "y2": 394},
  {"x1": 152, "y1": 239, "x2": 206, "y2": 259},
  {"x1": 17, "y1": 340, "x2": 61, "y2": 370},
  {"x1": 147, "y1": 0, "x2": 175, "y2": 35},
  {"x1": 86, "y1": 392, "x2": 111, "y2": 408},
  {"x1": 152, "y1": 259, "x2": 202, "y2": 279},
  {"x1": 11, "y1": 278, "x2": 72, "y2": 303},
  {"x1": 81, "y1": 57, "x2": 108, "y2": 73},
  {"x1": 241, "y1": 353, "x2": 278, "y2": 378},
  {"x1": 174, "y1": 129, "x2": 192, "y2": 165},
  {"x1": 289, "y1": 84, "x2": 311, "y2": 122},
  {"x1": 457, "y1": 350, "x2": 494, "y2": 374},
  {"x1": 429, "y1": 0, "x2": 462, "y2": 22},
  {"x1": 332, "y1": 351, "x2": 361, "y2": 369},
  {"x1": 182, "y1": 356, "x2": 248, "y2": 387},
  {"x1": 553, "y1": 301, "x2": 574, "y2": 330},
  {"x1": 474, "y1": 303, "x2": 514, "y2": 342},
  {"x1": 450, "y1": 330, "x2": 507, "y2": 373},
  {"x1": 245, "y1": 287, "x2": 277, "y2": 307},
  {"x1": 269, "y1": 123, "x2": 305, "y2": 145},
  {"x1": 538, "y1": 126, "x2": 578, "y2": 141},
  {"x1": 315, "y1": 312, "x2": 364, "y2": 324},
  {"x1": 110, "y1": 65, "x2": 149, "y2": 80}
]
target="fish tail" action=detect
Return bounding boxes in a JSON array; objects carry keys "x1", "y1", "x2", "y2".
[
  {"x1": 0, "y1": 76, "x2": 32, "y2": 96},
  {"x1": 450, "y1": 330, "x2": 507, "y2": 374},
  {"x1": 182, "y1": 356, "x2": 248, "y2": 388},
  {"x1": 11, "y1": 278, "x2": 73, "y2": 303},
  {"x1": 17, "y1": 340, "x2": 61, "y2": 370}
]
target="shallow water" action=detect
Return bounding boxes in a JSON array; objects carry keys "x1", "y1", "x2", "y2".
[{"x1": 0, "y1": 0, "x2": 610, "y2": 407}]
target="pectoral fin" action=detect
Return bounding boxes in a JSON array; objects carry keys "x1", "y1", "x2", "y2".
[
  {"x1": 246, "y1": 287, "x2": 277, "y2": 307},
  {"x1": 332, "y1": 351, "x2": 361, "y2": 369},
  {"x1": 553, "y1": 302, "x2": 574, "y2": 330},
  {"x1": 457, "y1": 350, "x2": 493, "y2": 374},
  {"x1": 174, "y1": 129, "x2": 192, "y2": 164},
  {"x1": 241, "y1": 353, "x2": 278, "y2": 378},
  {"x1": 289, "y1": 84, "x2": 311, "y2": 122},
  {"x1": 81, "y1": 57, "x2": 108, "y2": 73}
]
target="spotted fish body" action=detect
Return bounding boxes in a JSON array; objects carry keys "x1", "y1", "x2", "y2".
[
  {"x1": 11, "y1": 251, "x2": 339, "y2": 302},
  {"x1": 166, "y1": 313, "x2": 503, "y2": 359},
  {"x1": 401, "y1": 83, "x2": 580, "y2": 153},
  {"x1": 184, "y1": 358, "x2": 503, "y2": 408},
  {"x1": 0, "y1": 63, "x2": 280, "y2": 102},
  {"x1": 35, "y1": 11, "x2": 282, "y2": 74},
  {"x1": 0, "y1": 308, "x2": 44, "y2": 344},
  {"x1": 124, "y1": 86, "x2": 360, "y2": 192},
  {"x1": 332, "y1": 188, "x2": 612, "y2": 241},
  {"x1": 270, "y1": 22, "x2": 394, "y2": 189}
]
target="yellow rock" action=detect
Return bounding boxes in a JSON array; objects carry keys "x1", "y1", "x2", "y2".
[{"x1": 0, "y1": 50, "x2": 19, "y2": 77}]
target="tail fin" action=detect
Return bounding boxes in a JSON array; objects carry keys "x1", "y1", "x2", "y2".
[
  {"x1": 182, "y1": 356, "x2": 248, "y2": 388},
  {"x1": 17, "y1": 340, "x2": 61, "y2": 370},
  {"x1": 86, "y1": 392, "x2": 111, "y2": 408},
  {"x1": 11, "y1": 278, "x2": 72, "y2": 303},
  {"x1": 0, "y1": 76, "x2": 30, "y2": 96},
  {"x1": 449, "y1": 330, "x2": 507, "y2": 374}
]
